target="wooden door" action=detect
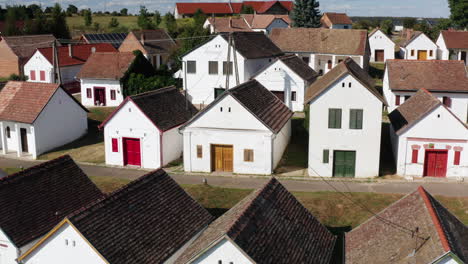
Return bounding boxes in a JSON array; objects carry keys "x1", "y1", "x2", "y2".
[
  {"x1": 271, "y1": 91, "x2": 285, "y2": 103},
  {"x1": 375, "y1": 50, "x2": 385, "y2": 62},
  {"x1": 327, "y1": 60, "x2": 332, "y2": 69},
  {"x1": 461, "y1": 51, "x2": 467, "y2": 64},
  {"x1": 93, "y1": 87, "x2": 106, "y2": 106},
  {"x1": 417, "y1": 50, "x2": 427, "y2": 60},
  {"x1": 123, "y1": 138, "x2": 141, "y2": 166},
  {"x1": 333, "y1": 151, "x2": 356, "y2": 177},
  {"x1": 424, "y1": 150, "x2": 448, "y2": 177},
  {"x1": 20, "y1": 128, "x2": 28, "y2": 153},
  {"x1": 211, "y1": 145, "x2": 233, "y2": 172}
]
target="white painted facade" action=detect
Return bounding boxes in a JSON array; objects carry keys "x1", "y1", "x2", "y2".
[
  {"x1": 0, "y1": 228, "x2": 18, "y2": 264},
  {"x1": 103, "y1": 100, "x2": 183, "y2": 169},
  {"x1": 390, "y1": 105, "x2": 468, "y2": 178},
  {"x1": 253, "y1": 59, "x2": 311, "y2": 112},
  {"x1": 295, "y1": 53, "x2": 366, "y2": 75},
  {"x1": 24, "y1": 51, "x2": 82, "y2": 84},
  {"x1": 80, "y1": 79, "x2": 124, "y2": 107},
  {"x1": 182, "y1": 95, "x2": 291, "y2": 175},
  {"x1": 0, "y1": 88, "x2": 88, "y2": 159},
  {"x1": 369, "y1": 29, "x2": 395, "y2": 62},
  {"x1": 189, "y1": 238, "x2": 253, "y2": 264},
  {"x1": 399, "y1": 33, "x2": 437, "y2": 60},
  {"x1": 382, "y1": 68, "x2": 468, "y2": 123},
  {"x1": 182, "y1": 35, "x2": 274, "y2": 106},
  {"x1": 436, "y1": 33, "x2": 468, "y2": 66},
  {"x1": 308, "y1": 74, "x2": 383, "y2": 178}
]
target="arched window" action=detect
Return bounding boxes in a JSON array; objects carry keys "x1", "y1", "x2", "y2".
[{"x1": 6, "y1": 126, "x2": 10, "y2": 138}]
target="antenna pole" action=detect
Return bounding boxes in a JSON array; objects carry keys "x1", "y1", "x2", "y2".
[{"x1": 225, "y1": 33, "x2": 232, "y2": 90}]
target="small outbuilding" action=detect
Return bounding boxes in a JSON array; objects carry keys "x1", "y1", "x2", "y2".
[
  {"x1": 399, "y1": 30, "x2": 437, "y2": 60},
  {"x1": 368, "y1": 28, "x2": 395, "y2": 62}
]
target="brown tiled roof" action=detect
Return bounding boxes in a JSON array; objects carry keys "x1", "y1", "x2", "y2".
[
  {"x1": 77, "y1": 52, "x2": 135, "y2": 80},
  {"x1": 346, "y1": 186, "x2": 468, "y2": 264},
  {"x1": 305, "y1": 57, "x2": 386, "y2": 104},
  {"x1": 441, "y1": 30, "x2": 468, "y2": 49},
  {"x1": 321, "y1": 12, "x2": 353, "y2": 27},
  {"x1": 0, "y1": 156, "x2": 103, "y2": 247},
  {"x1": 131, "y1": 29, "x2": 177, "y2": 54},
  {"x1": 221, "y1": 31, "x2": 283, "y2": 59},
  {"x1": 386, "y1": 60, "x2": 468, "y2": 93},
  {"x1": 279, "y1": 54, "x2": 318, "y2": 82},
  {"x1": 242, "y1": 14, "x2": 291, "y2": 28},
  {"x1": 100, "y1": 86, "x2": 197, "y2": 131},
  {"x1": 176, "y1": 178, "x2": 336, "y2": 264},
  {"x1": 270, "y1": 27, "x2": 368, "y2": 55},
  {"x1": 1, "y1": 34, "x2": 56, "y2": 59},
  {"x1": 0, "y1": 81, "x2": 87, "y2": 124},
  {"x1": 207, "y1": 17, "x2": 252, "y2": 32},
  {"x1": 69, "y1": 169, "x2": 213, "y2": 264}
]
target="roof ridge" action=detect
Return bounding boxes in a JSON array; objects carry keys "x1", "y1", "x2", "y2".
[{"x1": 129, "y1": 86, "x2": 177, "y2": 99}]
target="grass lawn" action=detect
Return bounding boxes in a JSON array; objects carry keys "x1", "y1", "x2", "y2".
[
  {"x1": 276, "y1": 117, "x2": 308, "y2": 173},
  {"x1": 1, "y1": 167, "x2": 23, "y2": 175},
  {"x1": 67, "y1": 16, "x2": 139, "y2": 33},
  {"x1": 38, "y1": 107, "x2": 116, "y2": 164}
]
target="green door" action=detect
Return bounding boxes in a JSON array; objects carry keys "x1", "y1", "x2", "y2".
[{"x1": 333, "y1": 151, "x2": 356, "y2": 177}]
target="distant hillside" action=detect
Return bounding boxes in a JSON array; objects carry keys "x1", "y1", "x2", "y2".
[{"x1": 350, "y1": 16, "x2": 444, "y2": 26}]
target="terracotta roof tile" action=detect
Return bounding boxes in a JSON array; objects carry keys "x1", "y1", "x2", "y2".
[
  {"x1": 321, "y1": 12, "x2": 353, "y2": 27},
  {"x1": 278, "y1": 54, "x2": 318, "y2": 82},
  {"x1": 270, "y1": 27, "x2": 368, "y2": 55},
  {"x1": 441, "y1": 30, "x2": 468, "y2": 49},
  {"x1": 400, "y1": 30, "x2": 426, "y2": 47},
  {"x1": 130, "y1": 29, "x2": 177, "y2": 54},
  {"x1": 176, "y1": 178, "x2": 336, "y2": 263},
  {"x1": 77, "y1": 52, "x2": 136, "y2": 80},
  {"x1": 37, "y1": 43, "x2": 117, "y2": 67},
  {"x1": 1, "y1": 34, "x2": 55, "y2": 59},
  {"x1": 69, "y1": 169, "x2": 213, "y2": 264},
  {"x1": 0, "y1": 156, "x2": 103, "y2": 247},
  {"x1": 221, "y1": 31, "x2": 283, "y2": 59},
  {"x1": 242, "y1": 14, "x2": 291, "y2": 29},
  {"x1": 386, "y1": 60, "x2": 468, "y2": 93},
  {"x1": 207, "y1": 17, "x2": 252, "y2": 33},
  {"x1": 176, "y1": 1, "x2": 292, "y2": 15}
]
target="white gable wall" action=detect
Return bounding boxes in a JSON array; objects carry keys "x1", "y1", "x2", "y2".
[
  {"x1": 190, "y1": 238, "x2": 253, "y2": 264},
  {"x1": 24, "y1": 51, "x2": 53, "y2": 83},
  {"x1": 273, "y1": 119, "x2": 291, "y2": 168},
  {"x1": 80, "y1": 79, "x2": 124, "y2": 107},
  {"x1": 104, "y1": 100, "x2": 162, "y2": 169},
  {"x1": 162, "y1": 125, "x2": 184, "y2": 166},
  {"x1": 436, "y1": 34, "x2": 450, "y2": 60},
  {"x1": 21, "y1": 223, "x2": 106, "y2": 264},
  {"x1": 369, "y1": 30, "x2": 395, "y2": 62},
  {"x1": 0, "y1": 122, "x2": 36, "y2": 158},
  {"x1": 400, "y1": 34, "x2": 437, "y2": 60},
  {"x1": 0, "y1": 228, "x2": 18, "y2": 264},
  {"x1": 254, "y1": 59, "x2": 307, "y2": 111},
  {"x1": 308, "y1": 74, "x2": 383, "y2": 177},
  {"x1": 392, "y1": 105, "x2": 468, "y2": 178}
]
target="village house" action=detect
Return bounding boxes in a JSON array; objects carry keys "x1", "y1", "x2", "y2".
[
  {"x1": 76, "y1": 52, "x2": 155, "y2": 107},
  {"x1": 24, "y1": 43, "x2": 116, "y2": 93},
  {"x1": 399, "y1": 30, "x2": 438, "y2": 60},
  {"x1": 437, "y1": 30, "x2": 468, "y2": 66},
  {"x1": 174, "y1": 0, "x2": 293, "y2": 19},
  {"x1": 0, "y1": 34, "x2": 55, "y2": 78},
  {"x1": 181, "y1": 31, "x2": 283, "y2": 106},
  {"x1": 270, "y1": 28, "x2": 370, "y2": 75},
  {"x1": 79, "y1": 32, "x2": 128, "y2": 49},
  {"x1": 99, "y1": 86, "x2": 197, "y2": 169},
  {"x1": 368, "y1": 28, "x2": 396, "y2": 62},
  {"x1": 203, "y1": 14, "x2": 290, "y2": 34},
  {"x1": 181, "y1": 80, "x2": 292, "y2": 175},
  {"x1": 175, "y1": 177, "x2": 337, "y2": 264},
  {"x1": 346, "y1": 186, "x2": 468, "y2": 264},
  {"x1": 320, "y1": 12, "x2": 353, "y2": 29},
  {"x1": 388, "y1": 89, "x2": 467, "y2": 178},
  {"x1": 119, "y1": 29, "x2": 177, "y2": 69},
  {"x1": 0, "y1": 82, "x2": 88, "y2": 159},
  {"x1": 306, "y1": 58, "x2": 387, "y2": 178},
  {"x1": 19, "y1": 169, "x2": 213, "y2": 264},
  {"x1": 0, "y1": 155, "x2": 104, "y2": 264},
  {"x1": 383, "y1": 60, "x2": 468, "y2": 123},
  {"x1": 252, "y1": 54, "x2": 318, "y2": 111}
]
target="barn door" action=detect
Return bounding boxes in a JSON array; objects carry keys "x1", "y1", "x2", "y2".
[
  {"x1": 211, "y1": 145, "x2": 233, "y2": 172},
  {"x1": 375, "y1": 50, "x2": 385, "y2": 62},
  {"x1": 424, "y1": 150, "x2": 447, "y2": 177},
  {"x1": 123, "y1": 138, "x2": 141, "y2": 166},
  {"x1": 417, "y1": 50, "x2": 427, "y2": 60},
  {"x1": 333, "y1": 151, "x2": 356, "y2": 177},
  {"x1": 20, "y1": 128, "x2": 28, "y2": 153},
  {"x1": 93, "y1": 87, "x2": 106, "y2": 106}
]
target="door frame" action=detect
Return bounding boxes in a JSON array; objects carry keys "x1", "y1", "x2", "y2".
[
  {"x1": 423, "y1": 149, "x2": 448, "y2": 177},
  {"x1": 332, "y1": 150, "x2": 356, "y2": 177},
  {"x1": 93, "y1": 87, "x2": 106, "y2": 106},
  {"x1": 210, "y1": 144, "x2": 233, "y2": 172},
  {"x1": 375, "y1": 49, "x2": 385, "y2": 62},
  {"x1": 20, "y1": 128, "x2": 28, "y2": 153},
  {"x1": 417, "y1": 50, "x2": 428, "y2": 60},
  {"x1": 122, "y1": 137, "x2": 142, "y2": 167}
]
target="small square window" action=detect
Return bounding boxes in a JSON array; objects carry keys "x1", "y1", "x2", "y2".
[
  {"x1": 429, "y1": 50, "x2": 433, "y2": 57},
  {"x1": 86, "y1": 88, "x2": 92, "y2": 98},
  {"x1": 111, "y1": 90, "x2": 116, "y2": 100},
  {"x1": 323, "y1": 149, "x2": 329, "y2": 163},
  {"x1": 291, "y1": 91, "x2": 297, "y2": 101},
  {"x1": 342, "y1": 82, "x2": 345, "y2": 88},
  {"x1": 223, "y1": 61, "x2": 233, "y2": 75},
  {"x1": 187, "y1": 61, "x2": 196, "y2": 74},
  {"x1": 197, "y1": 145, "x2": 203, "y2": 158},
  {"x1": 411, "y1": 50, "x2": 415, "y2": 56},
  {"x1": 208, "y1": 61, "x2": 218, "y2": 75},
  {"x1": 30, "y1": 70, "x2": 36, "y2": 81},
  {"x1": 112, "y1": 138, "x2": 118, "y2": 152},
  {"x1": 40, "y1": 70, "x2": 46, "y2": 81},
  {"x1": 244, "y1": 149, "x2": 254, "y2": 162},
  {"x1": 348, "y1": 82, "x2": 352, "y2": 88}
]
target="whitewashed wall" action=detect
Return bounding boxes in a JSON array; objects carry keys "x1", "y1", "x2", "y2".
[
  {"x1": 369, "y1": 30, "x2": 395, "y2": 62},
  {"x1": 399, "y1": 34, "x2": 437, "y2": 60},
  {"x1": 392, "y1": 105, "x2": 467, "y2": 178},
  {"x1": 190, "y1": 238, "x2": 253, "y2": 264},
  {"x1": 254, "y1": 60, "x2": 308, "y2": 111},
  {"x1": 22, "y1": 223, "x2": 106, "y2": 264},
  {"x1": 24, "y1": 51, "x2": 53, "y2": 83},
  {"x1": 436, "y1": 34, "x2": 450, "y2": 60},
  {"x1": 292, "y1": 52, "x2": 363, "y2": 75},
  {"x1": 272, "y1": 119, "x2": 291, "y2": 169},
  {"x1": 33, "y1": 88, "x2": 88, "y2": 156},
  {"x1": 104, "y1": 100, "x2": 161, "y2": 169},
  {"x1": 308, "y1": 74, "x2": 383, "y2": 178},
  {"x1": 0, "y1": 122, "x2": 36, "y2": 157},
  {"x1": 0, "y1": 228, "x2": 18, "y2": 264},
  {"x1": 162, "y1": 125, "x2": 183, "y2": 166},
  {"x1": 80, "y1": 79, "x2": 124, "y2": 107}
]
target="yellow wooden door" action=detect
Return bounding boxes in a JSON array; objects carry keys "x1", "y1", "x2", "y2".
[
  {"x1": 418, "y1": 50, "x2": 427, "y2": 60},
  {"x1": 211, "y1": 145, "x2": 233, "y2": 172}
]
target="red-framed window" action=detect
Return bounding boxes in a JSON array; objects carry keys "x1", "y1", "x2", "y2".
[
  {"x1": 454, "y1": 151, "x2": 461, "y2": 165},
  {"x1": 111, "y1": 90, "x2": 116, "y2": 100},
  {"x1": 86, "y1": 88, "x2": 92, "y2": 98},
  {"x1": 411, "y1": 149, "x2": 418, "y2": 163},
  {"x1": 395, "y1": 95, "x2": 400, "y2": 106},
  {"x1": 30, "y1": 70, "x2": 36, "y2": 81},
  {"x1": 39, "y1": 71, "x2": 45, "y2": 81},
  {"x1": 112, "y1": 138, "x2": 118, "y2": 152}
]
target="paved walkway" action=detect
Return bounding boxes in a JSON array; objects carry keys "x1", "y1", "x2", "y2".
[{"x1": 1, "y1": 157, "x2": 467, "y2": 197}]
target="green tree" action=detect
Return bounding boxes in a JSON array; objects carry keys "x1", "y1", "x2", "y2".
[
  {"x1": 84, "y1": 9, "x2": 92, "y2": 26},
  {"x1": 154, "y1": 10, "x2": 162, "y2": 28},
  {"x1": 66, "y1": 4, "x2": 78, "y2": 15},
  {"x1": 27, "y1": 4, "x2": 42, "y2": 17},
  {"x1": 4, "y1": 8, "x2": 20, "y2": 36},
  {"x1": 137, "y1": 6, "x2": 155, "y2": 29},
  {"x1": 448, "y1": 0, "x2": 468, "y2": 29},
  {"x1": 120, "y1": 8, "x2": 128, "y2": 16},
  {"x1": 241, "y1": 4, "x2": 254, "y2": 14},
  {"x1": 353, "y1": 19, "x2": 372, "y2": 30},
  {"x1": 380, "y1": 20, "x2": 394, "y2": 35},
  {"x1": 403, "y1": 17, "x2": 417, "y2": 29},
  {"x1": 414, "y1": 22, "x2": 433, "y2": 38},
  {"x1": 93, "y1": 22, "x2": 101, "y2": 32},
  {"x1": 163, "y1": 12, "x2": 177, "y2": 37},
  {"x1": 44, "y1": 7, "x2": 53, "y2": 13},
  {"x1": 291, "y1": 0, "x2": 321, "y2": 28},
  {"x1": 108, "y1": 17, "x2": 119, "y2": 28},
  {"x1": 193, "y1": 9, "x2": 206, "y2": 27},
  {"x1": 49, "y1": 3, "x2": 70, "y2": 38}
]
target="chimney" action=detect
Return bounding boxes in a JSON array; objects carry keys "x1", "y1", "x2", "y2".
[
  {"x1": 406, "y1": 29, "x2": 413, "y2": 41},
  {"x1": 68, "y1": 44, "x2": 73, "y2": 57},
  {"x1": 141, "y1": 33, "x2": 145, "y2": 45}
]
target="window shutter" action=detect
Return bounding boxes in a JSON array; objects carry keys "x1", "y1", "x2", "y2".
[
  {"x1": 336, "y1": 109, "x2": 342, "y2": 128},
  {"x1": 356, "y1": 109, "x2": 363, "y2": 129},
  {"x1": 112, "y1": 138, "x2": 118, "y2": 152},
  {"x1": 40, "y1": 71, "x2": 46, "y2": 81},
  {"x1": 208, "y1": 61, "x2": 218, "y2": 74},
  {"x1": 223, "y1": 61, "x2": 233, "y2": 75},
  {"x1": 323, "y1": 149, "x2": 329, "y2": 163},
  {"x1": 411, "y1": 149, "x2": 418, "y2": 163},
  {"x1": 30, "y1": 70, "x2": 36, "y2": 81},
  {"x1": 454, "y1": 151, "x2": 461, "y2": 165},
  {"x1": 197, "y1": 145, "x2": 203, "y2": 158},
  {"x1": 328, "y1": 109, "x2": 342, "y2": 129},
  {"x1": 395, "y1": 95, "x2": 400, "y2": 106},
  {"x1": 111, "y1": 90, "x2": 116, "y2": 100},
  {"x1": 244, "y1": 149, "x2": 254, "y2": 162},
  {"x1": 86, "y1": 88, "x2": 92, "y2": 98},
  {"x1": 187, "y1": 61, "x2": 196, "y2": 73}
]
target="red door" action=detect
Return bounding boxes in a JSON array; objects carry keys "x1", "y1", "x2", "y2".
[
  {"x1": 123, "y1": 138, "x2": 141, "y2": 166},
  {"x1": 423, "y1": 150, "x2": 448, "y2": 177},
  {"x1": 93, "y1": 87, "x2": 106, "y2": 106}
]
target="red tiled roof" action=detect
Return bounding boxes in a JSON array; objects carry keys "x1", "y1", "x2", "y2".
[
  {"x1": 77, "y1": 52, "x2": 136, "y2": 80},
  {"x1": 206, "y1": 17, "x2": 252, "y2": 32},
  {"x1": 242, "y1": 14, "x2": 291, "y2": 28},
  {"x1": 176, "y1": 1, "x2": 292, "y2": 15},
  {"x1": 441, "y1": 30, "x2": 468, "y2": 49},
  {"x1": 37, "y1": 43, "x2": 117, "y2": 67},
  {"x1": 243, "y1": 1, "x2": 293, "y2": 13},
  {"x1": 321, "y1": 12, "x2": 353, "y2": 27}
]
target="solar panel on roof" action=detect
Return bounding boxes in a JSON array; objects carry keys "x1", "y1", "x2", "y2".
[{"x1": 83, "y1": 33, "x2": 128, "y2": 48}]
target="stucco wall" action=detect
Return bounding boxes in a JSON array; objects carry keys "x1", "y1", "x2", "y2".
[
  {"x1": 400, "y1": 34, "x2": 437, "y2": 60},
  {"x1": 162, "y1": 125, "x2": 184, "y2": 166},
  {"x1": 308, "y1": 73, "x2": 383, "y2": 178},
  {"x1": 0, "y1": 122, "x2": 36, "y2": 157},
  {"x1": 272, "y1": 119, "x2": 291, "y2": 169},
  {"x1": 369, "y1": 30, "x2": 395, "y2": 62},
  {"x1": 80, "y1": 79, "x2": 124, "y2": 107},
  {"x1": 0, "y1": 228, "x2": 18, "y2": 264},
  {"x1": 191, "y1": 238, "x2": 253, "y2": 264}
]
